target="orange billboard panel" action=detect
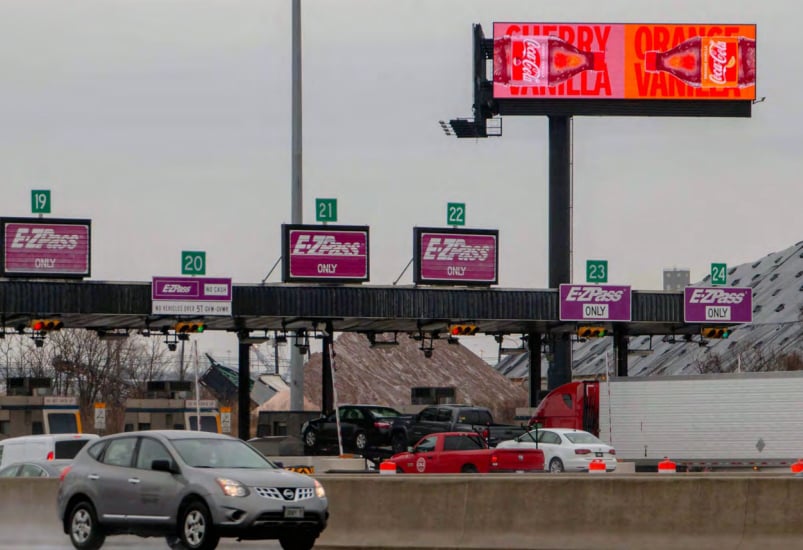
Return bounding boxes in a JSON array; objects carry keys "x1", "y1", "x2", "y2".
[{"x1": 493, "y1": 23, "x2": 756, "y2": 100}]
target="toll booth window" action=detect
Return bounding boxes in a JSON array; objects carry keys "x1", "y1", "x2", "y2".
[
  {"x1": 55, "y1": 439, "x2": 93, "y2": 460},
  {"x1": 124, "y1": 424, "x2": 135, "y2": 432},
  {"x1": 189, "y1": 416, "x2": 219, "y2": 433},
  {"x1": 273, "y1": 421, "x2": 288, "y2": 436},
  {"x1": 138, "y1": 423, "x2": 151, "y2": 431},
  {"x1": 0, "y1": 420, "x2": 9, "y2": 435},
  {"x1": 32, "y1": 421, "x2": 44, "y2": 435},
  {"x1": 561, "y1": 394, "x2": 573, "y2": 410},
  {"x1": 48, "y1": 413, "x2": 79, "y2": 434}
]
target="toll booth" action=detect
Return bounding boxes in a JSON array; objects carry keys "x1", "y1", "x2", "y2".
[
  {"x1": 0, "y1": 377, "x2": 83, "y2": 437},
  {"x1": 123, "y1": 380, "x2": 221, "y2": 433}
]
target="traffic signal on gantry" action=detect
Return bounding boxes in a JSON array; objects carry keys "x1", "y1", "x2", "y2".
[
  {"x1": 449, "y1": 324, "x2": 479, "y2": 336},
  {"x1": 30, "y1": 319, "x2": 64, "y2": 331},
  {"x1": 174, "y1": 321, "x2": 206, "y2": 334},
  {"x1": 701, "y1": 327, "x2": 730, "y2": 339},
  {"x1": 577, "y1": 326, "x2": 607, "y2": 338}
]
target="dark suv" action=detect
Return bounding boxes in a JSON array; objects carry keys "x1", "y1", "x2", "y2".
[
  {"x1": 57, "y1": 430, "x2": 328, "y2": 550},
  {"x1": 301, "y1": 405, "x2": 401, "y2": 455}
]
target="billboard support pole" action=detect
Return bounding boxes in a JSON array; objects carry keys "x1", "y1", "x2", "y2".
[
  {"x1": 289, "y1": 0, "x2": 305, "y2": 413},
  {"x1": 548, "y1": 115, "x2": 573, "y2": 390}
]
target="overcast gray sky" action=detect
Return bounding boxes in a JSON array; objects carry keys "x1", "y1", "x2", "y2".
[{"x1": 1, "y1": 1, "x2": 797, "y2": 360}]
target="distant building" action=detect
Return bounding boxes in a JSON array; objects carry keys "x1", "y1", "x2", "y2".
[{"x1": 662, "y1": 268, "x2": 690, "y2": 291}]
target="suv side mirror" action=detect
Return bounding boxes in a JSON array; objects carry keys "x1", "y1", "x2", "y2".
[{"x1": 151, "y1": 459, "x2": 177, "y2": 473}]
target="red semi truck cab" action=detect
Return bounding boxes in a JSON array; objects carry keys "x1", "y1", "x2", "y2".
[{"x1": 529, "y1": 381, "x2": 600, "y2": 436}]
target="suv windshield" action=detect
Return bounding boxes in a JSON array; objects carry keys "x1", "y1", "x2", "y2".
[{"x1": 171, "y1": 438, "x2": 275, "y2": 469}]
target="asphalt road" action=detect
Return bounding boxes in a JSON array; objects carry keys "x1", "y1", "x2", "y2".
[{"x1": 9, "y1": 534, "x2": 284, "y2": 549}]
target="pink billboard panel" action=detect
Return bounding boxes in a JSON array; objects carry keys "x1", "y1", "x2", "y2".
[
  {"x1": 492, "y1": 22, "x2": 756, "y2": 101},
  {"x1": 413, "y1": 228, "x2": 498, "y2": 286},
  {"x1": 2, "y1": 218, "x2": 91, "y2": 278},
  {"x1": 282, "y1": 224, "x2": 369, "y2": 283}
]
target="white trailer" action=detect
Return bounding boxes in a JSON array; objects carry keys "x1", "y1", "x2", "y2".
[{"x1": 599, "y1": 371, "x2": 803, "y2": 471}]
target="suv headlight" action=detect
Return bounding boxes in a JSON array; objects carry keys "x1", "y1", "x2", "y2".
[
  {"x1": 216, "y1": 477, "x2": 249, "y2": 497},
  {"x1": 314, "y1": 479, "x2": 326, "y2": 499}
]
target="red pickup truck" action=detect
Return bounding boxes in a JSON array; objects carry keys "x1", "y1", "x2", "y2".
[{"x1": 386, "y1": 431, "x2": 544, "y2": 473}]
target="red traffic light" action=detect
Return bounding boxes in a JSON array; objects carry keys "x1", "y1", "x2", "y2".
[
  {"x1": 449, "y1": 324, "x2": 479, "y2": 336},
  {"x1": 30, "y1": 319, "x2": 63, "y2": 331}
]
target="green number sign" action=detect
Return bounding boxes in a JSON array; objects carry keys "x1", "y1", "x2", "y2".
[
  {"x1": 316, "y1": 198, "x2": 337, "y2": 223},
  {"x1": 447, "y1": 203, "x2": 465, "y2": 226},
  {"x1": 586, "y1": 260, "x2": 608, "y2": 283},
  {"x1": 711, "y1": 263, "x2": 727, "y2": 286},
  {"x1": 182, "y1": 251, "x2": 206, "y2": 276},
  {"x1": 31, "y1": 190, "x2": 51, "y2": 214}
]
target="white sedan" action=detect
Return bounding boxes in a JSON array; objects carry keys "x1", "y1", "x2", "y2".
[{"x1": 496, "y1": 428, "x2": 617, "y2": 473}]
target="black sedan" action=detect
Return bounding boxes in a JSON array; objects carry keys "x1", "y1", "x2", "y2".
[{"x1": 301, "y1": 405, "x2": 402, "y2": 455}]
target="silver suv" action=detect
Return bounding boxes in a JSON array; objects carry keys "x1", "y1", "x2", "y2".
[{"x1": 57, "y1": 430, "x2": 328, "y2": 550}]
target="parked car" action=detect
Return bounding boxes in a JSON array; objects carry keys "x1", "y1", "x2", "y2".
[
  {"x1": 301, "y1": 404, "x2": 402, "y2": 455},
  {"x1": 496, "y1": 428, "x2": 617, "y2": 473},
  {"x1": 57, "y1": 430, "x2": 328, "y2": 550},
  {"x1": 0, "y1": 433, "x2": 98, "y2": 469},
  {"x1": 0, "y1": 459, "x2": 72, "y2": 478}
]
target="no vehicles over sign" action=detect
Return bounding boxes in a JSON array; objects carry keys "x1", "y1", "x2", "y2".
[{"x1": 559, "y1": 284, "x2": 632, "y2": 322}]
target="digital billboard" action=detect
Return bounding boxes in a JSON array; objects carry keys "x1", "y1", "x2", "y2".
[
  {"x1": 1, "y1": 217, "x2": 91, "y2": 278},
  {"x1": 413, "y1": 227, "x2": 498, "y2": 286},
  {"x1": 282, "y1": 224, "x2": 369, "y2": 283},
  {"x1": 493, "y1": 23, "x2": 756, "y2": 101}
]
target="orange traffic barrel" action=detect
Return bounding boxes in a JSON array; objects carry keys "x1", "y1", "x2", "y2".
[
  {"x1": 791, "y1": 459, "x2": 803, "y2": 474},
  {"x1": 379, "y1": 461, "x2": 397, "y2": 475},
  {"x1": 588, "y1": 458, "x2": 606, "y2": 474},
  {"x1": 658, "y1": 458, "x2": 677, "y2": 474}
]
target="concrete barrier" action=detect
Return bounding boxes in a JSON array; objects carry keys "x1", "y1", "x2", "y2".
[
  {"x1": 6, "y1": 474, "x2": 803, "y2": 549},
  {"x1": 314, "y1": 474, "x2": 803, "y2": 549}
]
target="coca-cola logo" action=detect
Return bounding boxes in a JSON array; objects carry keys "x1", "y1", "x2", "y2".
[
  {"x1": 703, "y1": 37, "x2": 737, "y2": 87},
  {"x1": 10, "y1": 227, "x2": 81, "y2": 250},
  {"x1": 565, "y1": 286, "x2": 625, "y2": 303},
  {"x1": 688, "y1": 288, "x2": 745, "y2": 305},
  {"x1": 512, "y1": 38, "x2": 545, "y2": 83},
  {"x1": 291, "y1": 234, "x2": 362, "y2": 256}
]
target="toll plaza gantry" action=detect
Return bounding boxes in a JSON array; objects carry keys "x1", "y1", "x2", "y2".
[{"x1": 1, "y1": 279, "x2": 703, "y2": 440}]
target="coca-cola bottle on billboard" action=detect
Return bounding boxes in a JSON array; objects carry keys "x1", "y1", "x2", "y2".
[
  {"x1": 494, "y1": 35, "x2": 606, "y2": 86},
  {"x1": 644, "y1": 36, "x2": 756, "y2": 88}
]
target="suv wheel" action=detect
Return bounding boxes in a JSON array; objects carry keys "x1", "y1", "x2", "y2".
[
  {"x1": 354, "y1": 431, "x2": 367, "y2": 451},
  {"x1": 303, "y1": 429, "x2": 317, "y2": 449},
  {"x1": 68, "y1": 501, "x2": 105, "y2": 550},
  {"x1": 178, "y1": 500, "x2": 220, "y2": 550},
  {"x1": 279, "y1": 531, "x2": 318, "y2": 550}
]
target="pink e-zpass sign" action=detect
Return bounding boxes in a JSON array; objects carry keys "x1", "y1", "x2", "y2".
[
  {"x1": 413, "y1": 227, "x2": 498, "y2": 286},
  {"x1": 559, "y1": 284, "x2": 632, "y2": 321},
  {"x1": 282, "y1": 224, "x2": 369, "y2": 283},
  {"x1": 2, "y1": 217, "x2": 91, "y2": 278},
  {"x1": 684, "y1": 287, "x2": 752, "y2": 323}
]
